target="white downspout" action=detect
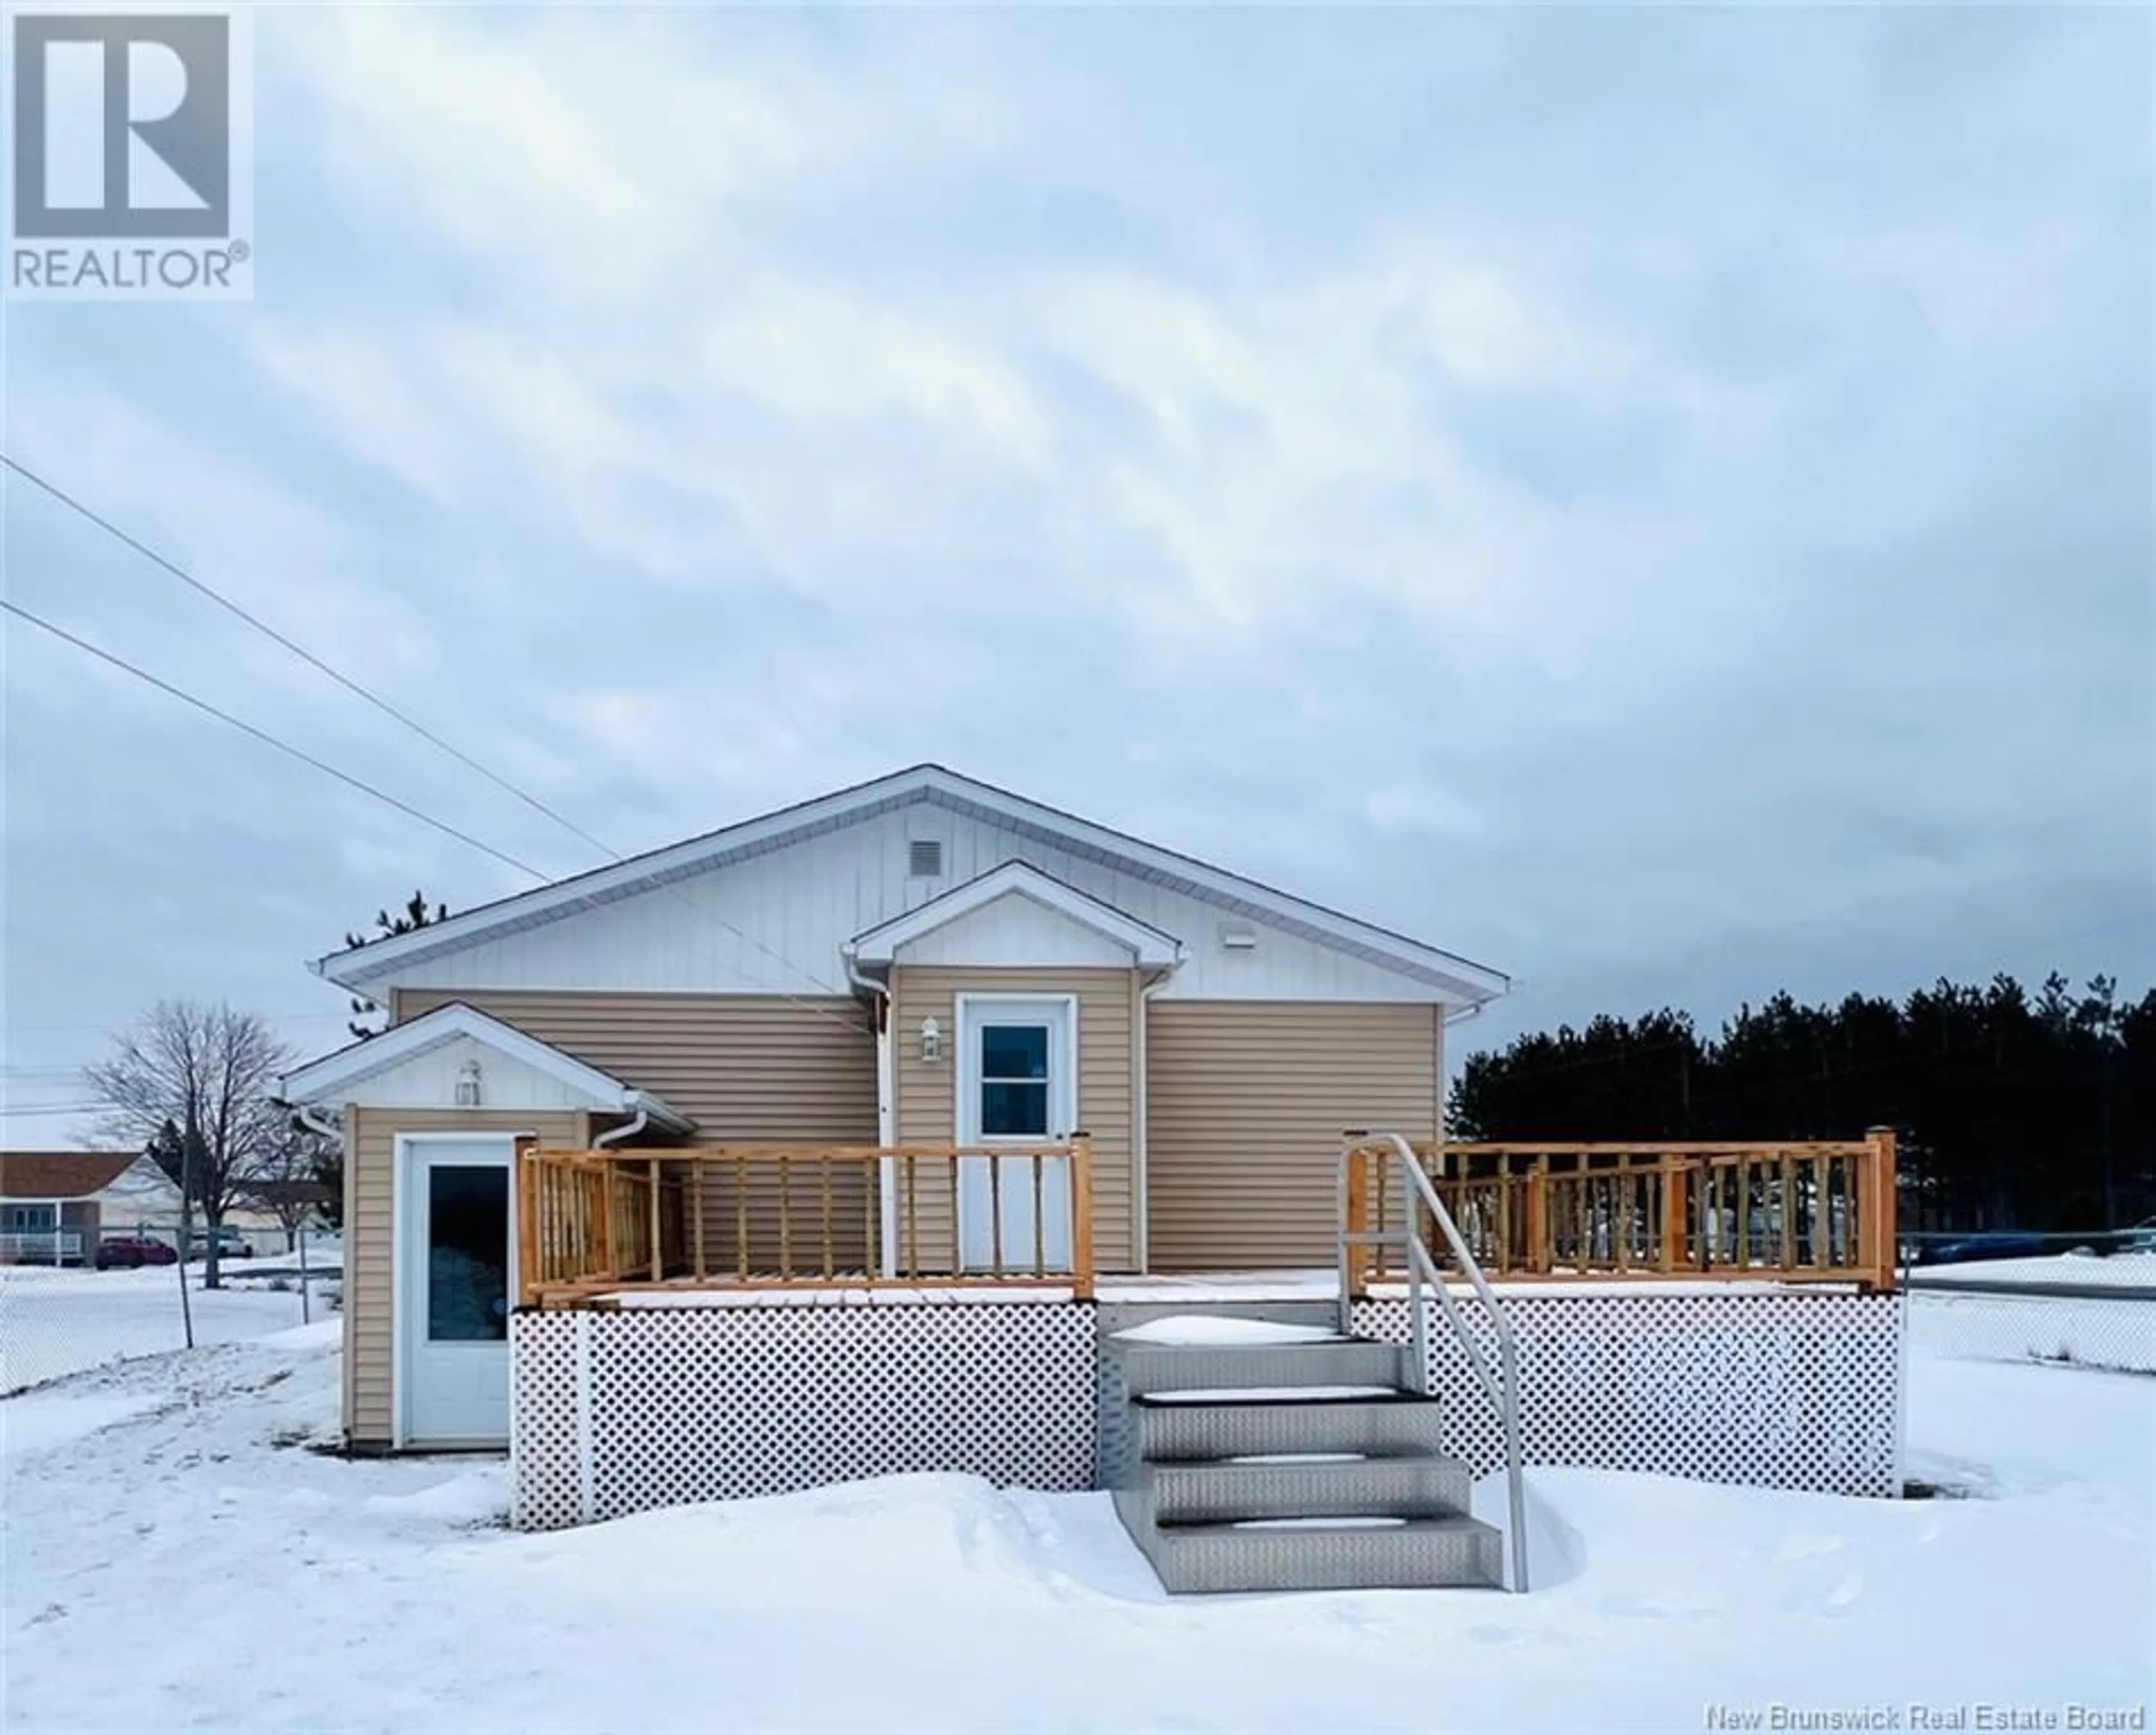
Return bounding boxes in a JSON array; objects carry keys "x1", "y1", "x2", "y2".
[
  {"x1": 294, "y1": 1103, "x2": 348, "y2": 1435},
  {"x1": 593, "y1": 1109, "x2": 648, "y2": 1150},
  {"x1": 1134, "y1": 959, "x2": 1184, "y2": 1274},
  {"x1": 842, "y1": 945, "x2": 896, "y2": 1276}
]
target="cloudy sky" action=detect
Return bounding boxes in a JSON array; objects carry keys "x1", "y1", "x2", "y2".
[{"x1": 3, "y1": 6, "x2": 2149, "y2": 1144}]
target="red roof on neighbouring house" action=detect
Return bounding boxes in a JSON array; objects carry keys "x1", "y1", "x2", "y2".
[{"x1": 0, "y1": 1151, "x2": 140, "y2": 1201}]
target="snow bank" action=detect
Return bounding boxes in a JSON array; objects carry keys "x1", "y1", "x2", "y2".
[
  {"x1": 2, "y1": 1327, "x2": 2149, "y2": 1733},
  {"x1": 1906, "y1": 1251, "x2": 2156, "y2": 1289},
  {"x1": 0, "y1": 1264, "x2": 314, "y2": 1393}
]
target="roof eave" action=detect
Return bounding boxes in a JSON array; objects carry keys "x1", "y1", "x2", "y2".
[{"x1": 312, "y1": 764, "x2": 1511, "y2": 999}]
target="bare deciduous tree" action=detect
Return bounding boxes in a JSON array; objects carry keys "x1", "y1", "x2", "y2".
[
  {"x1": 237, "y1": 1115, "x2": 336, "y2": 1251},
  {"x1": 85, "y1": 1000, "x2": 294, "y2": 1288}
]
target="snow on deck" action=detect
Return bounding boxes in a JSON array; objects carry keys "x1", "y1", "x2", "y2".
[
  {"x1": 601, "y1": 1285, "x2": 1077, "y2": 1308},
  {"x1": 595, "y1": 1269, "x2": 1869, "y2": 1310},
  {"x1": 1146, "y1": 1385, "x2": 1402, "y2": 1403},
  {"x1": 1111, "y1": 1316, "x2": 1345, "y2": 1347},
  {"x1": 3, "y1": 1311, "x2": 2150, "y2": 1732}
]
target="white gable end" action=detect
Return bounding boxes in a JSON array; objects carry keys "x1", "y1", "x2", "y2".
[
  {"x1": 375, "y1": 803, "x2": 1459, "y2": 1002},
  {"x1": 893, "y1": 890, "x2": 1144, "y2": 969},
  {"x1": 336, "y1": 1033, "x2": 603, "y2": 1112}
]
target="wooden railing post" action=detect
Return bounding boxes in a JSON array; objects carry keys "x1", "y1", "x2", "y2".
[
  {"x1": 1070, "y1": 1132, "x2": 1095, "y2": 1300},
  {"x1": 515, "y1": 1137, "x2": 540, "y2": 1306},
  {"x1": 591, "y1": 1159, "x2": 613, "y2": 1281},
  {"x1": 1525, "y1": 1157, "x2": 1550, "y2": 1275},
  {"x1": 689, "y1": 1158, "x2": 707, "y2": 1282},
  {"x1": 1343, "y1": 1137, "x2": 1371, "y2": 1298},
  {"x1": 1660, "y1": 1155, "x2": 1687, "y2": 1272},
  {"x1": 648, "y1": 1156, "x2": 664, "y2": 1283},
  {"x1": 1863, "y1": 1125, "x2": 1898, "y2": 1291}
]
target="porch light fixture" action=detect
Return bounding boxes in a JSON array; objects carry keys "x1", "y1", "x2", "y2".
[
  {"x1": 920, "y1": 1017, "x2": 942, "y2": 1062},
  {"x1": 455, "y1": 1059, "x2": 483, "y2": 1106}
]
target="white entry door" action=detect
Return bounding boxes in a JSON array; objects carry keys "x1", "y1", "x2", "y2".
[
  {"x1": 398, "y1": 1134, "x2": 515, "y2": 1446},
  {"x1": 957, "y1": 997, "x2": 1076, "y2": 1273}
]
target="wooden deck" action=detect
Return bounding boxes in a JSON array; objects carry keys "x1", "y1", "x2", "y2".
[
  {"x1": 517, "y1": 1128, "x2": 1898, "y2": 1307},
  {"x1": 1344, "y1": 1130, "x2": 1899, "y2": 1293},
  {"x1": 518, "y1": 1136, "x2": 1096, "y2": 1306}
]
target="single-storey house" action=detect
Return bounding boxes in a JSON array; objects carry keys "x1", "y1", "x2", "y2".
[
  {"x1": 279, "y1": 764, "x2": 1513, "y2": 1451},
  {"x1": 277, "y1": 766, "x2": 1905, "y2": 1592},
  {"x1": 0, "y1": 1151, "x2": 186, "y2": 1264}
]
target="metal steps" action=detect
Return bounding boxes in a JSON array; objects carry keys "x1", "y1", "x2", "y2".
[{"x1": 1104, "y1": 1327, "x2": 1502, "y2": 1594}]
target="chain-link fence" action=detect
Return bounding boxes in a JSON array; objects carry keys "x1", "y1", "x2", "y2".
[
  {"x1": 0, "y1": 1235, "x2": 341, "y2": 1395},
  {"x1": 1902, "y1": 1232, "x2": 2155, "y2": 1375}
]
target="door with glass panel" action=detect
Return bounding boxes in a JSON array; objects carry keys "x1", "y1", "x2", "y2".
[
  {"x1": 399, "y1": 1134, "x2": 514, "y2": 1445},
  {"x1": 956, "y1": 998, "x2": 1075, "y2": 1273}
]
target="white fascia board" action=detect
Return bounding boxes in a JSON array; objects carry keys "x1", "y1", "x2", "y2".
[
  {"x1": 313, "y1": 763, "x2": 1510, "y2": 1003},
  {"x1": 276, "y1": 1002, "x2": 696, "y2": 1132},
  {"x1": 313, "y1": 768, "x2": 944, "y2": 989},
  {"x1": 846, "y1": 861, "x2": 1185, "y2": 968},
  {"x1": 917, "y1": 775, "x2": 1509, "y2": 1001}
]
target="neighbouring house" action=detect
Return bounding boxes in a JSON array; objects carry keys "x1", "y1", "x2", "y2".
[
  {"x1": 276, "y1": 764, "x2": 1901, "y2": 1591},
  {"x1": 228, "y1": 1179, "x2": 338, "y2": 1251},
  {"x1": 0, "y1": 1151, "x2": 186, "y2": 1265},
  {"x1": 279, "y1": 763, "x2": 1510, "y2": 1449}
]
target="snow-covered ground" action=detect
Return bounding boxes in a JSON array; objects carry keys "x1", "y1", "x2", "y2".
[
  {"x1": 1905, "y1": 1250, "x2": 2156, "y2": 1288},
  {"x1": 3, "y1": 1321, "x2": 2149, "y2": 1733},
  {"x1": 0, "y1": 1264, "x2": 320, "y2": 1393}
]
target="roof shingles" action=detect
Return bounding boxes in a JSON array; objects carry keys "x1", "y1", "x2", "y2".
[{"x1": 0, "y1": 1151, "x2": 140, "y2": 1201}]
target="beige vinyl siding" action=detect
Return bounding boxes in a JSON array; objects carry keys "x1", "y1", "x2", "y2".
[
  {"x1": 345, "y1": 1106, "x2": 586, "y2": 1449},
  {"x1": 890, "y1": 966, "x2": 1138, "y2": 1274},
  {"x1": 392, "y1": 991, "x2": 876, "y2": 1135},
  {"x1": 1145, "y1": 1001, "x2": 1441, "y2": 1270},
  {"x1": 393, "y1": 990, "x2": 879, "y2": 1283}
]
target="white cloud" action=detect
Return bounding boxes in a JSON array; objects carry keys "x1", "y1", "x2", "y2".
[{"x1": 5, "y1": 4, "x2": 2145, "y2": 1083}]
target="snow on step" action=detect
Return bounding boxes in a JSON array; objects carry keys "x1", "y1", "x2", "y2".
[
  {"x1": 1226, "y1": 1453, "x2": 1367, "y2": 1464},
  {"x1": 1111, "y1": 1315, "x2": 1345, "y2": 1347},
  {"x1": 1146, "y1": 1385, "x2": 1402, "y2": 1404},
  {"x1": 1230, "y1": 1517, "x2": 1410, "y2": 1530}
]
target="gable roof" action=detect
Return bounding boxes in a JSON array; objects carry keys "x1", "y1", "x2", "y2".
[
  {"x1": 0, "y1": 1151, "x2": 141, "y2": 1201},
  {"x1": 313, "y1": 764, "x2": 1509, "y2": 1002},
  {"x1": 845, "y1": 862, "x2": 1185, "y2": 969},
  {"x1": 277, "y1": 1002, "x2": 696, "y2": 1131}
]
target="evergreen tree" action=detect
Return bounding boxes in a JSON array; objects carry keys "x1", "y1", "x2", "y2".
[
  {"x1": 1448, "y1": 972, "x2": 2155, "y2": 1233},
  {"x1": 344, "y1": 890, "x2": 449, "y2": 1039}
]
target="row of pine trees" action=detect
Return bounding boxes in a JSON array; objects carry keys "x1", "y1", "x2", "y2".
[{"x1": 1449, "y1": 973, "x2": 2154, "y2": 1234}]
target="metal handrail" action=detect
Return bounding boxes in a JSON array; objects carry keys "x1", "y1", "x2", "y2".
[{"x1": 1339, "y1": 1131, "x2": 1530, "y2": 1593}]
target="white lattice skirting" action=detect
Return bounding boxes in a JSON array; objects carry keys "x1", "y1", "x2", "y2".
[
  {"x1": 1354, "y1": 1291, "x2": 1903, "y2": 1497},
  {"x1": 511, "y1": 1304, "x2": 1097, "y2": 1531}
]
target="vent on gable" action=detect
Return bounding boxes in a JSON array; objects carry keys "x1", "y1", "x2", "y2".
[{"x1": 908, "y1": 840, "x2": 944, "y2": 878}]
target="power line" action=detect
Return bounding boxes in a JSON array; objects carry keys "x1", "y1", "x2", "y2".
[
  {"x1": 1, "y1": 598, "x2": 550, "y2": 879},
  {"x1": 2, "y1": 452, "x2": 616, "y2": 860},
  {"x1": 3, "y1": 454, "x2": 861, "y2": 1018},
  {"x1": 1, "y1": 1012, "x2": 355, "y2": 1033}
]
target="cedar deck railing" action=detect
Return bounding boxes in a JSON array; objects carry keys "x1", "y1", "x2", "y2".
[
  {"x1": 1343, "y1": 1128, "x2": 1899, "y2": 1293},
  {"x1": 517, "y1": 1136, "x2": 1096, "y2": 1307}
]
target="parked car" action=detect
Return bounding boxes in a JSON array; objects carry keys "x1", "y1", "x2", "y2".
[
  {"x1": 1909, "y1": 1230, "x2": 2052, "y2": 1267},
  {"x1": 95, "y1": 1234, "x2": 179, "y2": 1270},
  {"x1": 182, "y1": 1224, "x2": 253, "y2": 1261}
]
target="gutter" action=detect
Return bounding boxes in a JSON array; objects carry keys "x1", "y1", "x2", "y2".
[{"x1": 599, "y1": 1092, "x2": 694, "y2": 1145}]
